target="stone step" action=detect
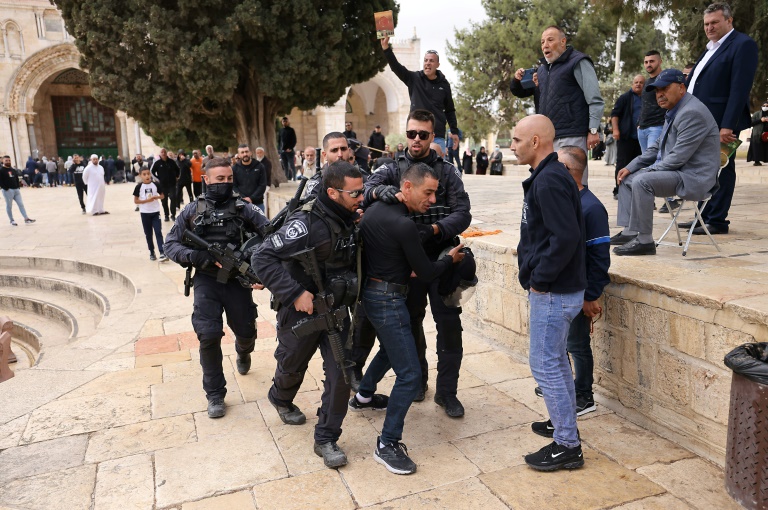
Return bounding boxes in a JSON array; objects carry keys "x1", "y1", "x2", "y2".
[
  {"x1": 0, "y1": 289, "x2": 100, "y2": 341},
  {"x1": 0, "y1": 258, "x2": 135, "y2": 313}
]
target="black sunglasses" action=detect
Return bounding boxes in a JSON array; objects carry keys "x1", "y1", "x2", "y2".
[
  {"x1": 335, "y1": 188, "x2": 364, "y2": 198},
  {"x1": 406, "y1": 130, "x2": 432, "y2": 141}
]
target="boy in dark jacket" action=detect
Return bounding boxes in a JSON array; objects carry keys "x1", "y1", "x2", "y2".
[{"x1": 513, "y1": 115, "x2": 586, "y2": 472}]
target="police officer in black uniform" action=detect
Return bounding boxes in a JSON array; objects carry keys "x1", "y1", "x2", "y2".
[
  {"x1": 164, "y1": 157, "x2": 270, "y2": 419},
  {"x1": 301, "y1": 132, "x2": 352, "y2": 200},
  {"x1": 362, "y1": 109, "x2": 472, "y2": 417},
  {"x1": 254, "y1": 161, "x2": 387, "y2": 469}
]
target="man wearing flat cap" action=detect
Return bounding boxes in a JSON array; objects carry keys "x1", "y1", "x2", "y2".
[{"x1": 610, "y1": 69, "x2": 720, "y2": 256}]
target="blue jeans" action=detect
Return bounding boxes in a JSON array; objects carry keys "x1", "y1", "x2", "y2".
[
  {"x1": 528, "y1": 290, "x2": 584, "y2": 448},
  {"x1": 433, "y1": 137, "x2": 447, "y2": 154},
  {"x1": 566, "y1": 311, "x2": 593, "y2": 397},
  {"x1": 637, "y1": 125, "x2": 663, "y2": 153},
  {"x1": 3, "y1": 189, "x2": 29, "y2": 222},
  {"x1": 358, "y1": 286, "x2": 421, "y2": 445}
]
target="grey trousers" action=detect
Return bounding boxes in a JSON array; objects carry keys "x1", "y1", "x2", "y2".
[
  {"x1": 617, "y1": 169, "x2": 682, "y2": 235},
  {"x1": 555, "y1": 136, "x2": 588, "y2": 186}
]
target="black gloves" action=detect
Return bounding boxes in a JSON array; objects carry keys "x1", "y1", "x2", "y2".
[
  {"x1": 415, "y1": 223, "x2": 434, "y2": 243},
  {"x1": 190, "y1": 250, "x2": 215, "y2": 270},
  {"x1": 374, "y1": 184, "x2": 399, "y2": 204}
]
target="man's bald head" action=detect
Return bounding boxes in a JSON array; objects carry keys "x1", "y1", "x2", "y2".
[{"x1": 511, "y1": 114, "x2": 556, "y2": 168}]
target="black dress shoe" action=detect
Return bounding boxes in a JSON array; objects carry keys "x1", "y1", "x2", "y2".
[
  {"x1": 692, "y1": 224, "x2": 728, "y2": 235},
  {"x1": 678, "y1": 220, "x2": 695, "y2": 229},
  {"x1": 613, "y1": 239, "x2": 656, "y2": 256},
  {"x1": 610, "y1": 232, "x2": 638, "y2": 245}
]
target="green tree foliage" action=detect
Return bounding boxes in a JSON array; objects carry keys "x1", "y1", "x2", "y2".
[
  {"x1": 448, "y1": 0, "x2": 667, "y2": 140},
  {"x1": 55, "y1": 0, "x2": 398, "y2": 166},
  {"x1": 593, "y1": 0, "x2": 767, "y2": 106}
]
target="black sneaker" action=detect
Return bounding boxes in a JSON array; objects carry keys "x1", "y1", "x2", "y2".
[
  {"x1": 24, "y1": 218, "x2": 35, "y2": 224},
  {"x1": 434, "y1": 394, "x2": 465, "y2": 417},
  {"x1": 576, "y1": 394, "x2": 596, "y2": 416},
  {"x1": 149, "y1": 254, "x2": 157, "y2": 261},
  {"x1": 314, "y1": 441, "x2": 348, "y2": 469},
  {"x1": 374, "y1": 437, "x2": 417, "y2": 475},
  {"x1": 348, "y1": 393, "x2": 389, "y2": 411},
  {"x1": 532, "y1": 419, "x2": 555, "y2": 438},
  {"x1": 659, "y1": 203, "x2": 669, "y2": 214},
  {"x1": 413, "y1": 384, "x2": 428, "y2": 402},
  {"x1": 524, "y1": 441, "x2": 584, "y2": 471},
  {"x1": 164, "y1": 216, "x2": 170, "y2": 222},
  {"x1": 207, "y1": 397, "x2": 226, "y2": 418},
  {"x1": 268, "y1": 393, "x2": 306, "y2": 425},
  {"x1": 534, "y1": 386, "x2": 543, "y2": 398},
  {"x1": 236, "y1": 352, "x2": 251, "y2": 375}
]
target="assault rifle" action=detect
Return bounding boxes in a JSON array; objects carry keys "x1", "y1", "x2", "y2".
[
  {"x1": 265, "y1": 176, "x2": 308, "y2": 235},
  {"x1": 290, "y1": 247, "x2": 355, "y2": 384},
  {"x1": 182, "y1": 230, "x2": 262, "y2": 290}
]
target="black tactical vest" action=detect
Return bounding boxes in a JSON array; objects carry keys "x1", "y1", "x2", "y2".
[
  {"x1": 284, "y1": 198, "x2": 357, "y2": 295},
  {"x1": 192, "y1": 195, "x2": 247, "y2": 246}
]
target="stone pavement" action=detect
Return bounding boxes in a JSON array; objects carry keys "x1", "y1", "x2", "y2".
[{"x1": 0, "y1": 166, "x2": 758, "y2": 509}]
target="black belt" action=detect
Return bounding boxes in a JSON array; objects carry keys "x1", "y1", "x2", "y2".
[{"x1": 366, "y1": 278, "x2": 408, "y2": 296}]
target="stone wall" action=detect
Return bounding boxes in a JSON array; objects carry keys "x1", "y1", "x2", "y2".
[{"x1": 462, "y1": 235, "x2": 763, "y2": 467}]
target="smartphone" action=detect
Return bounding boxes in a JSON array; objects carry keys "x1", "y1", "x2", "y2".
[{"x1": 521, "y1": 68, "x2": 537, "y2": 89}]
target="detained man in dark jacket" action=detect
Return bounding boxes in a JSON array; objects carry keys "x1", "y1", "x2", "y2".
[
  {"x1": 556, "y1": 146, "x2": 610, "y2": 417},
  {"x1": 513, "y1": 114, "x2": 586, "y2": 472},
  {"x1": 232, "y1": 144, "x2": 267, "y2": 212},
  {"x1": 380, "y1": 36, "x2": 459, "y2": 153}
]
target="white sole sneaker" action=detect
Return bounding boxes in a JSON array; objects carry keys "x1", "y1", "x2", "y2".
[
  {"x1": 373, "y1": 449, "x2": 416, "y2": 475},
  {"x1": 576, "y1": 402, "x2": 597, "y2": 416}
]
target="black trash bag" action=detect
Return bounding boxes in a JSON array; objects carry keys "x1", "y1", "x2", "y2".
[{"x1": 724, "y1": 342, "x2": 768, "y2": 385}]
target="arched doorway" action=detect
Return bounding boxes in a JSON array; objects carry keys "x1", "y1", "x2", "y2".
[
  {"x1": 35, "y1": 69, "x2": 118, "y2": 159},
  {"x1": 4, "y1": 43, "x2": 124, "y2": 165}
]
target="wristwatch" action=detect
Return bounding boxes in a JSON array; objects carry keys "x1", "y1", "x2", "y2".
[{"x1": 589, "y1": 128, "x2": 598, "y2": 135}]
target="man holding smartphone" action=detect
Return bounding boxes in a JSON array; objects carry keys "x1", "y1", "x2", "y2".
[{"x1": 510, "y1": 26, "x2": 604, "y2": 186}]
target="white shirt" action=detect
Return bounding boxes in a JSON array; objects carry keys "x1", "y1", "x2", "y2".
[
  {"x1": 134, "y1": 181, "x2": 163, "y2": 214},
  {"x1": 687, "y1": 28, "x2": 734, "y2": 95}
]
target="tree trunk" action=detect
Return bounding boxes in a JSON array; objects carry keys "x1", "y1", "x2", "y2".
[{"x1": 233, "y1": 73, "x2": 287, "y2": 187}]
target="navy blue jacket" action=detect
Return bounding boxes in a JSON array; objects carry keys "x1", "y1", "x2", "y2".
[
  {"x1": 580, "y1": 187, "x2": 610, "y2": 301},
  {"x1": 517, "y1": 153, "x2": 585, "y2": 293},
  {"x1": 611, "y1": 89, "x2": 641, "y2": 139},
  {"x1": 687, "y1": 30, "x2": 758, "y2": 132}
]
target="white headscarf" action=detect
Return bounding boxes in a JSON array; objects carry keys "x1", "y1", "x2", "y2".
[{"x1": 65, "y1": 156, "x2": 73, "y2": 166}]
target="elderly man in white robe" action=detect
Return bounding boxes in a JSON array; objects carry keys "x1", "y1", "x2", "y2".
[{"x1": 82, "y1": 154, "x2": 108, "y2": 215}]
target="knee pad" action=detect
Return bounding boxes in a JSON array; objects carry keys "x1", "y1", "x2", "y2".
[{"x1": 197, "y1": 333, "x2": 224, "y2": 349}]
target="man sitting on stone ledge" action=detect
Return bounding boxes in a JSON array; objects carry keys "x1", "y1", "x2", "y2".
[{"x1": 611, "y1": 69, "x2": 720, "y2": 256}]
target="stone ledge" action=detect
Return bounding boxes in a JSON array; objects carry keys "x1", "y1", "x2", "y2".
[{"x1": 0, "y1": 257, "x2": 137, "y2": 298}]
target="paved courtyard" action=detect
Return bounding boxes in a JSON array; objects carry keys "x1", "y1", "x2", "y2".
[{"x1": 1, "y1": 163, "x2": 762, "y2": 509}]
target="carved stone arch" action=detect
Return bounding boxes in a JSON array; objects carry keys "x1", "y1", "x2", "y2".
[{"x1": 5, "y1": 43, "x2": 81, "y2": 114}]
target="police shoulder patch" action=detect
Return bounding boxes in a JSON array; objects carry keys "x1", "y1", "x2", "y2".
[
  {"x1": 305, "y1": 179, "x2": 318, "y2": 194},
  {"x1": 454, "y1": 168, "x2": 461, "y2": 178},
  {"x1": 285, "y1": 220, "x2": 308, "y2": 240},
  {"x1": 269, "y1": 234, "x2": 285, "y2": 250},
  {"x1": 251, "y1": 203, "x2": 267, "y2": 217},
  {"x1": 374, "y1": 164, "x2": 388, "y2": 173}
]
